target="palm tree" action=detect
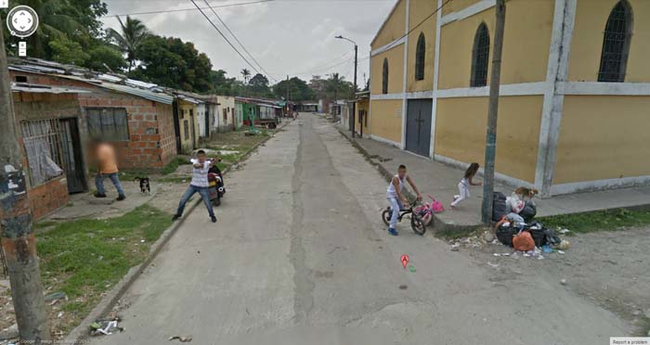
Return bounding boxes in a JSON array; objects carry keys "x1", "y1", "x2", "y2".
[
  {"x1": 106, "y1": 16, "x2": 149, "y2": 71},
  {"x1": 327, "y1": 73, "x2": 346, "y2": 100},
  {"x1": 241, "y1": 68, "x2": 251, "y2": 84}
]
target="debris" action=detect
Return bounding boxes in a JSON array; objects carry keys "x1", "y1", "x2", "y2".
[
  {"x1": 0, "y1": 324, "x2": 18, "y2": 341},
  {"x1": 557, "y1": 240, "x2": 571, "y2": 250},
  {"x1": 542, "y1": 245, "x2": 554, "y2": 253},
  {"x1": 169, "y1": 335, "x2": 193, "y2": 342},
  {"x1": 558, "y1": 228, "x2": 571, "y2": 234},
  {"x1": 487, "y1": 262, "x2": 499, "y2": 268},
  {"x1": 44, "y1": 291, "x2": 67, "y2": 302},
  {"x1": 399, "y1": 285, "x2": 408, "y2": 290},
  {"x1": 450, "y1": 243, "x2": 460, "y2": 252},
  {"x1": 57, "y1": 312, "x2": 64, "y2": 318},
  {"x1": 140, "y1": 240, "x2": 145, "y2": 243},
  {"x1": 557, "y1": 250, "x2": 565, "y2": 254},
  {"x1": 493, "y1": 253, "x2": 501, "y2": 257},
  {"x1": 560, "y1": 279, "x2": 567, "y2": 285},
  {"x1": 484, "y1": 232, "x2": 495, "y2": 242},
  {"x1": 90, "y1": 319, "x2": 123, "y2": 336}
]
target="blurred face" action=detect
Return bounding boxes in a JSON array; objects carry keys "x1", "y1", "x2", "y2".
[
  {"x1": 197, "y1": 153, "x2": 206, "y2": 163},
  {"x1": 398, "y1": 168, "x2": 407, "y2": 179}
]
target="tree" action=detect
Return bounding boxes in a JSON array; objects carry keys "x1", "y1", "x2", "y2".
[
  {"x1": 241, "y1": 68, "x2": 251, "y2": 84},
  {"x1": 132, "y1": 35, "x2": 213, "y2": 92},
  {"x1": 326, "y1": 73, "x2": 353, "y2": 100},
  {"x1": 106, "y1": 16, "x2": 149, "y2": 71},
  {"x1": 249, "y1": 73, "x2": 271, "y2": 97},
  {"x1": 86, "y1": 45, "x2": 128, "y2": 72},
  {"x1": 273, "y1": 77, "x2": 314, "y2": 101}
]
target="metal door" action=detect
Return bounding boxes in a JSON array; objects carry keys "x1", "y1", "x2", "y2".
[
  {"x1": 59, "y1": 119, "x2": 86, "y2": 193},
  {"x1": 405, "y1": 99, "x2": 433, "y2": 157}
]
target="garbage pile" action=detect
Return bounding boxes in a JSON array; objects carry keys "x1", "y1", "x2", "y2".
[
  {"x1": 90, "y1": 317, "x2": 123, "y2": 337},
  {"x1": 490, "y1": 190, "x2": 570, "y2": 256}
]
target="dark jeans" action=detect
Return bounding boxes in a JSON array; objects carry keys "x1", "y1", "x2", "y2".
[
  {"x1": 176, "y1": 185, "x2": 214, "y2": 218},
  {"x1": 95, "y1": 173, "x2": 125, "y2": 197}
]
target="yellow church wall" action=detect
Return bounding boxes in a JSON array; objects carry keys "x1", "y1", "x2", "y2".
[
  {"x1": 369, "y1": 99, "x2": 404, "y2": 144},
  {"x1": 371, "y1": 45, "x2": 405, "y2": 95},
  {"x1": 553, "y1": 95, "x2": 650, "y2": 184},
  {"x1": 434, "y1": 95, "x2": 543, "y2": 183},
  {"x1": 568, "y1": 0, "x2": 650, "y2": 82},
  {"x1": 372, "y1": 0, "x2": 407, "y2": 49},
  {"x1": 438, "y1": 0, "x2": 554, "y2": 90},
  {"x1": 406, "y1": 0, "x2": 437, "y2": 92},
  {"x1": 441, "y1": 0, "x2": 483, "y2": 17}
]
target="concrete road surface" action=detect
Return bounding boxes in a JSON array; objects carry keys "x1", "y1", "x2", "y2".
[{"x1": 91, "y1": 114, "x2": 628, "y2": 345}]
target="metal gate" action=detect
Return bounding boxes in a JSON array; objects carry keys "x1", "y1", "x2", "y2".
[{"x1": 405, "y1": 99, "x2": 433, "y2": 157}]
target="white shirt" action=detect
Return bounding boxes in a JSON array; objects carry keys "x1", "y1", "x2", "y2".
[
  {"x1": 190, "y1": 159, "x2": 211, "y2": 187},
  {"x1": 386, "y1": 174, "x2": 406, "y2": 198}
]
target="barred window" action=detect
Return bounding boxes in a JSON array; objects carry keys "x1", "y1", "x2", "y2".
[
  {"x1": 87, "y1": 108, "x2": 129, "y2": 141},
  {"x1": 382, "y1": 58, "x2": 389, "y2": 94},
  {"x1": 21, "y1": 120, "x2": 65, "y2": 186},
  {"x1": 598, "y1": 0, "x2": 633, "y2": 82},
  {"x1": 470, "y1": 23, "x2": 490, "y2": 87},
  {"x1": 415, "y1": 33, "x2": 426, "y2": 81}
]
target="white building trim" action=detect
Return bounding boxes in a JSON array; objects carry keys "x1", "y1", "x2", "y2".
[
  {"x1": 370, "y1": 93, "x2": 404, "y2": 100},
  {"x1": 430, "y1": 0, "x2": 443, "y2": 159},
  {"x1": 550, "y1": 175, "x2": 650, "y2": 196},
  {"x1": 400, "y1": 0, "x2": 410, "y2": 150},
  {"x1": 406, "y1": 90, "x2": 434, "y2": 99},
  {"x1": 371, "y1": 37, "x2": 406, "y2": 57},
  {"x1": 562, "y1": 82, "x2": 650, "y2": 96},
  {"x1": 440, "y1": 0, "x2": 496, "y2": 26},
  {"x1": 434, "y1": 154, "x2": 535, "y2": 189},
  {"x1": 535, "y1": 0, "x2": 576, "y2": 195},
  {"x1": 435, "y1": 82, "x2": 547, "y2": 98},
  {"x1": 370, "y1": 134, "x2": 401, "y2": 148}
]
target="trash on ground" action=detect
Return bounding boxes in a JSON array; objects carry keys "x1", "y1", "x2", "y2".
[
  {"x1": 90, "y1": 319, "x2": 124, "y2": 336},
  {"x1": 558, "y1": 228, "x2": 571, "y2": 234},
  {"x1": 44, "y1": 291, "x2": 67, "y2": 302},
  {"x1": 560, "y1": 279, "x2": 567, "y2": 285},
  {"x1": 399, "y1": 284, "x2": 408, "y2": 290},
  {"x1": 169, "y1": 335, "x2": 193, "y2": 342}
]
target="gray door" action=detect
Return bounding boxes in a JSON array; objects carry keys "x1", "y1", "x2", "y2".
[
  {"x1": 405, "y1": 99, "x2": 433, "y2": 157},
  {"x1": 59, "y1": 119, "x2": 86, "y2": 193}
]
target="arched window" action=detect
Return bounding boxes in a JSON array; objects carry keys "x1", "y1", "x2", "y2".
[
  {"x1": 598, "y1": 0, "x2": 633, "y2": 82},
  {"x1": 382, "y1": 58, "x2": 389, "y2": 94},
  {"x1": 470, "y1": 23, "x2": 490, "y2": 87},
  {"x1": 415, "y1": 33, "x2": 426, "y2": 81}
]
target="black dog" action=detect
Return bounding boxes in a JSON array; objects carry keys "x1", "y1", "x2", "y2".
[{"x1": 135, "y1": 177, "x2": 151, "y2": 194}]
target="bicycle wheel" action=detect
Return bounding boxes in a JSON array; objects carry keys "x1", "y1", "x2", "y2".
[
  {"x1": 381, "y1": 208, "x2": 392, "y2": 227},
  {"x1": 411, "y1": 214, "x2": 427, "y2": 235}
]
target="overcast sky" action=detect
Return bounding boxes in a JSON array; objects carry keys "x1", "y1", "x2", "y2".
[{"x1": 101, "y1": 0, "x2": 396, "y2": 86}]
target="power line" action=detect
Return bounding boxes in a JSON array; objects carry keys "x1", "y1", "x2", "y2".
[
  {"x1": 291, "y1": 55, "x2": 369, "y2": 78},
  {"x1": 107, "y1": 0, "x2": 274, "y2": 18},
  {"x1": 189, "y1": 0, "x2": 261, "y2": 75},
  {"x1": 202, "y1": 0, "x2": 278, "y2": 83}
]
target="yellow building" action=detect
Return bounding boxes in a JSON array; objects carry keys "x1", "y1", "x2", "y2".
[
  {"x1": 176, "y1": 99, "x2": 201, "y2": 154},
  {"x1": 368, "y1": 0, "x2": 650, "y2": 196}
]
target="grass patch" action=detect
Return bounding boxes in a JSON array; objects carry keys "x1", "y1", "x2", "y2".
[
  {"x1": 37, "y1": 205, "x2": 172, "y2": 330},
  {"x1": 160, "y1": 156, "x2": 192, "y2": 175},
  {"x1": 539, "y1": 208, "x2": 650, "y2": 234},
  {"x1": 436, "y1": 227, "x2": 484, "y2": 240}
]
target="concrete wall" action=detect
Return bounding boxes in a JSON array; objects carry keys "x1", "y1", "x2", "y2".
[
  {"x1": 372, "y1": 0, "x2": 407, "y2": 48},
  {"x1": 178, "y1": 101, "x2": 199, "y2": 153},
  {"x1": 438, "y1": 0, "x2": 554, "y2": 89},
  {"x1": 406, "y1": 0, "x2": 437, "y2": 93},
  {"x1": 368, "y1": 99, "x2": 403, "y2": 145},
  {"x1": 435, "y1": 96, "x2": 543, "y2": 183},
  {"x1": 554, "y1": 95, "x2": 650, "y2": 184},
  {"x1": 568, "y1": 0, "x2": 650, "y2": 82},
  {"x1": 371, "y1": 45, "x2": 405, "y2": 95}
]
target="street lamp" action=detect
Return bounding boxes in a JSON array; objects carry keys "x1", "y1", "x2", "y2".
[{"x1": 335, "y1": 35, "x2": 358, "y2": 138}]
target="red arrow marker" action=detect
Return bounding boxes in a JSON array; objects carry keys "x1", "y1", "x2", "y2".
[{"x1": 400, "y1": 255, "x2": 409, "y2": 269}]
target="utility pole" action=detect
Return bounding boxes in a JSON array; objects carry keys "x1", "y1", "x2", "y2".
[
  {"x1": 352, "y1": 43, "x2": 358, "y2": 138},
  {"x1": 481, "y1": 0, "x2": 506, "y2": 224},
  {"x1": 286, "y1": 75, "x2": 289, "y2": 116},
  {"x1": 0, "y1": 25, "x2": 51, "y2": 342}
]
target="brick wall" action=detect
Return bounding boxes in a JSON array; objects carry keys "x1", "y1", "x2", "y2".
[
  {"x1": 27, "y1": 176, "x2": 70, "y2": 220},
  {"x1": 157, "y1": 104, "x2": 177, "y2": 166}
]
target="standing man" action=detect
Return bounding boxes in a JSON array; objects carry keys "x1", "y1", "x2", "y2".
[
  {"x1": 94, "y1": 140, "x2": 126, "y2": 201},
  {"x1": 172, "y1": 150, "x2": 217, "y2": 223}
]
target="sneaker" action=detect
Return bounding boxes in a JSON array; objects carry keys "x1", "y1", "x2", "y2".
[
  {"x1": 172, "y1": 214, "x2": 181, "y2": 221},
  {"x1": 211, "y1": 216, "x2": 217, "y2": 223},
  {"x1": 453, "y1": 195, "x2": 460, "y2": 201},
  {"x1": 116, "y1": 195, "x2": 126, "y2": 201},
  {"x1": 94, "y1": 192, "x2": 107, "y2": 198},
  {"x1": 388, "y1": 228, "x2": 398, "y2": 236}
]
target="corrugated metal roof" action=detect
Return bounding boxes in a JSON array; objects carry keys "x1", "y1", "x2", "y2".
[
  {"x1": 11, "y1": 83, "x2": 90, "y2": 94},
  {"x1": 100, "y1": 82, "x2": 174, "y2": 105}
]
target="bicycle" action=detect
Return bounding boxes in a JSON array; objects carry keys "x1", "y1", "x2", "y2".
[{"x1": 381, "y1": 199, "x2": 427, "y2": 236}]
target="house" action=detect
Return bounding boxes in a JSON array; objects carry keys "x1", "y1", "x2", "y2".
[
  {"x1": 212, "y1": 95, "x2": 238, "y2": 133},
  {"x1": 173, "y1": 95, "x2": 202, "y2": 154},
  {"x1": 236, "y1": 97, "x2": 283, "y2": 128},
  {"x1": 9, "y1": 59, "x2": 177, "y2": 175},
  {"x1": 368, "y1": 0, "x2": 650, "y2": 196},
  {"x1": 353, "y1": 91, "x2": 370, "y2": 137},
  {"x1": 297, "y1": 102, "x2": 319, "y2": 113}
]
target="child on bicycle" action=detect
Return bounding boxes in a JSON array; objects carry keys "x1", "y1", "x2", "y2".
[{"x1": 386, "y1": 164, "x2": 422, "y2": 236}]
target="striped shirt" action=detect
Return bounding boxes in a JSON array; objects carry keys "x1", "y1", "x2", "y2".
[{"x1": 190, "y1": 159, "x2": 211, "y2": 187}]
